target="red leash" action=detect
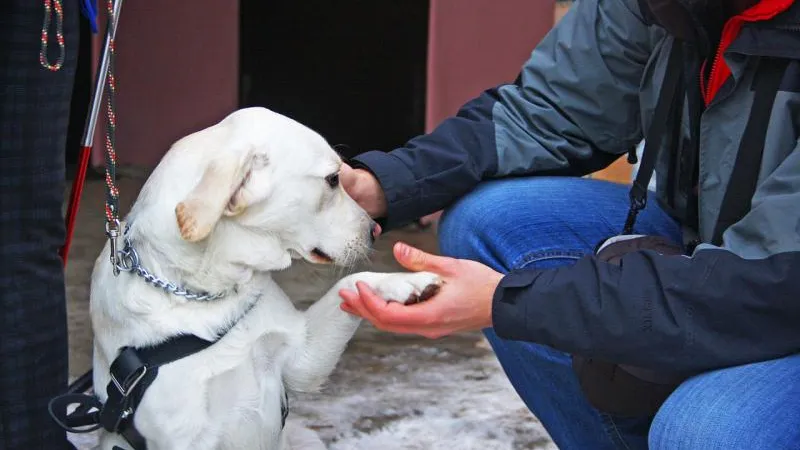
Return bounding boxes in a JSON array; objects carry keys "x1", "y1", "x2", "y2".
[{"x1": 59, "y1": 0, "x2": 123, "y2": 268}]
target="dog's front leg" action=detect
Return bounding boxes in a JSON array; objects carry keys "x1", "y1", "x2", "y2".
[{"x1": 283, "y1": 271, "x2": 441, "y2": 392}]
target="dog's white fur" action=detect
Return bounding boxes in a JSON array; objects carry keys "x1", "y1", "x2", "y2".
[{"x1": 89, "y1": 107, "x2": 440, "y2": 450}]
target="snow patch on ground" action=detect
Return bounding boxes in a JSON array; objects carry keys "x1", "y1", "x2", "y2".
[{"x1": 285, "y1": 345, "x2": 554, "y2": 450}]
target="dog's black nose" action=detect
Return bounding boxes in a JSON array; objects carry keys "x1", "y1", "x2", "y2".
[{"x1": 370, "y1": 222, "x2": 382, "y2": 242}]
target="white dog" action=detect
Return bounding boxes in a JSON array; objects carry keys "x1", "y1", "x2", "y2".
[{"x1": 87, "y1": 107, "x2": 441, "y2": 450}]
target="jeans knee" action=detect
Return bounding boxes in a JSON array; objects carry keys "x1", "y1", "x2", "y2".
[
  {"x1": 648, "y1": 405, "x2": 735, "y2": 450},
  {"x1": 648, "y1": 369, "x2": 800, "y2": 450},
  {"x1": 437, "y1": 181, "x2": 511, "y2": 264},
  {"x1": 438, "y1": 178, "x2": 607, "y2": 272}
]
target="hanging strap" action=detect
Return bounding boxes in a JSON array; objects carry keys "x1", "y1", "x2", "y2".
[
  {"x1": 623, "y1": 41, "x2": 684, "y2": 234},
  {"x1": 710, "y1": 57, "x2": 789, "y2": 246}
]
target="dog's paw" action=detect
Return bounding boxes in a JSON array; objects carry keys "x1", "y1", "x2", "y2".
[{"x1": 373, "y1": 272, "x2": 442, "y2": 305}]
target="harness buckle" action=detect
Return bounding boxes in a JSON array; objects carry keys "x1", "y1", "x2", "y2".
[
  {"x1": 111, "y1": 365, "x2": 147, "y2": 397},
  {"x1": 99, "y1": 347, "x2": 150, "y2": 433}
]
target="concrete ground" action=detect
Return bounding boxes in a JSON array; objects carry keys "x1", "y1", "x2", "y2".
[{"x1": 65, "y1": 175, "x2": 555, "y2": 449}]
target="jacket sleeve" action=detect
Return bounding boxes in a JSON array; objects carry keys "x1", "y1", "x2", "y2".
[
  {"x1": 492, "y1": 139, "x2": 800, "y2": 374},
  {"x1": 351, "y1": 0, "x2": 656, "y2": 229}
]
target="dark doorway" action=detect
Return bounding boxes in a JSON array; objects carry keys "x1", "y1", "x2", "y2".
[{"x1": 239, "y1": 0, "x2": 429, "y2": 160}]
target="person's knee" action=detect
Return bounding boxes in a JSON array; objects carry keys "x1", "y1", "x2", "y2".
[
  {"x1": 648, "y1": 365, "x2": 800, "y2": 450},
  {"x1": 437, "y1": 180, "x2": 530, "y2": 267},
  {"x1": 438, "y1": 177, "x2": 610, "y2": 272},
  {"x1": 648, "y1": 402, "x2": 708, "y2": 450},
  {"x1": 649, "y1": 406, "x2": 767, "y2": 450}
]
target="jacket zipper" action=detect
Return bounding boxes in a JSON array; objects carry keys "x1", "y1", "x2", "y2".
[
  {"x1": 701, "y1": 0, "x2": 796, "y2": 104},
  {"x1": 703, "y1": 47, "x2": 725, "y2": 104}
]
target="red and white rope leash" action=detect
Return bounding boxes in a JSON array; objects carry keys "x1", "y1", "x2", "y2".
[
  {"x1": 103, "y1": 0, "x2": 122, "y2": 275},
  {"x1": 39, "y1": 0, "x2": 65, "y2": 72}
]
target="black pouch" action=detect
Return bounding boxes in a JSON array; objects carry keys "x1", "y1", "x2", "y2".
[{"x1": 571, "y1": 234, "x2": 690, "y2": 417}]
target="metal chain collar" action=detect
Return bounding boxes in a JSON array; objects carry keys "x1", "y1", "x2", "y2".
[{"x1": 115, "y1": 234, "x2": 227, "y2": 302}]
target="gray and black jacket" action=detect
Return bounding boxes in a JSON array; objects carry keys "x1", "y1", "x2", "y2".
[{"x1": 352, "y1": 0, "x2": 800, "y2": 374}]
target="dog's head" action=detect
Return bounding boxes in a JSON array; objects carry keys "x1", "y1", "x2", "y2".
[{"x1": 171, "y1": 107, "x2": 377, "y2": 270}]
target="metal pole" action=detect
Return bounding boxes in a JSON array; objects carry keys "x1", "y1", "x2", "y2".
[{"x1": 81, "y1": 0, "x2": 124, "y2": 147}]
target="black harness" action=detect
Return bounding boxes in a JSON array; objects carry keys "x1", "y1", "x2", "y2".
[{"x1": 49, "y1": 307, "x2": 289, "y2": 450}]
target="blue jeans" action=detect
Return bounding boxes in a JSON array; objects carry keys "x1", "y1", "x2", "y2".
[{"x1": 438, "y1": 177, "x2": 800, "y2": 450}]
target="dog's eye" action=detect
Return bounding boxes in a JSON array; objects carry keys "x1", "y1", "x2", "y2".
[{"x1": 325, "y1": 172, "x2": 339, "y2": 188}]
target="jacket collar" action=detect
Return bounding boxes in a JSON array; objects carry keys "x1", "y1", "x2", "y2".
[
  {"x1": 730, "y1": 2, "x2": 800, "y2": 59},
  {"x1": 639, "y1": 0, "x2": 800, "y2": 58}
]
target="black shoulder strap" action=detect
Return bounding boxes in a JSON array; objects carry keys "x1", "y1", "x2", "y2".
[
  {"x1": 623, "y1": 40, "x2": 684, "y2": 234},
  {"x1": 711, "y1": 57, "x2": 790, "y2": 246}
]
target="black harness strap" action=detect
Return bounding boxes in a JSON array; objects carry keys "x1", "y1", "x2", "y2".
[
  {"x1": 710, "y1": 57, "x2": 790, "y2": 246},
  {"x1": 50, "y1": 329, "x2": 290, "y2": 449},
  {"x1": 623, "y1": 41, "x2": 685, "y2": 234},
  {"x1": 103, "y1": 335, "x2": 218, "y2": 449},
  {"x1": 49, "y1": 335, "x2": 215, "y2": 444}
]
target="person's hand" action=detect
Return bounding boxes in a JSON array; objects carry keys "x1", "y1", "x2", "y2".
[
  {"x1": 340, "y1": 163, "x2": 387, "y2": 218},
  {"x1": 339, "y1": 242, "x2": 504, "y2": 338}
]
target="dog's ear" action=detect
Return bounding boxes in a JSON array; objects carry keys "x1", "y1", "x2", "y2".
[{"x1": 175, "y1": 147, "x2": 266, "y2": 242}]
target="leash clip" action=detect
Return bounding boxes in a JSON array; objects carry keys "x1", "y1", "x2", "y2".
[{"x1": 106, "y1": 219, "x2": 121, "y2": 276}]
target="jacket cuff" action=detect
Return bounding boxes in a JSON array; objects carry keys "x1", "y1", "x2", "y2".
[
  {"x1": 491, "y1": 269, "x2": 543, "y2": 341},
  {"x1": 350, "y1": 150, "x2": 419, "y2": 230}
]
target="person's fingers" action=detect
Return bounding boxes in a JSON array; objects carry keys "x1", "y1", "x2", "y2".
[
  {"x1": 342, "y1": 286, "x2": 414, "y2": 329},
  {"x1": 340, "y1": 163, "x2": 355, "y2": 190},
  {"x1": 339, "y1": 288, "x2": 380, "y2": 324},
  {"x1": 339, "y1": 166, "x2": 387, "y2": 218},
  {"x1": 354, "y1": 281, "x2": 440, "y2": 328},
  {"x1": 393, "y1": 242, "x2": 454, "y2": 274},
  {"x1": 339, "y1": 288, "x2": 359, "y2": 303},
  {"x1": 340, "y1": 301, "x2": 358, "y2": 316},
  {"x1": 347, "y1": 283, "x2": 389, "y2": 324},
  {"x1": 341, "y1": 282, "x2": 457, "y2": 338}
]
